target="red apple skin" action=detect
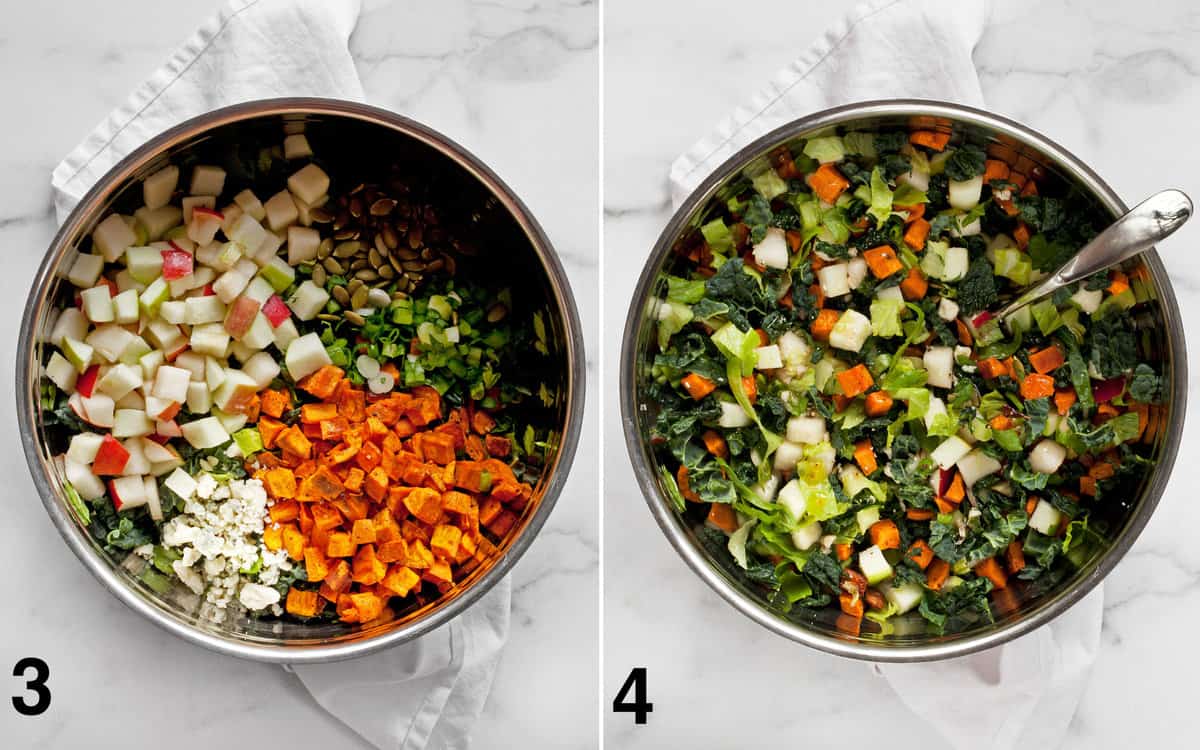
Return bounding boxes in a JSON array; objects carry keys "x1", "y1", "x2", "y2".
[
  {"x1": 156, "y1": 419, "x2": 183, "y2": 438},
  {"x1": 161, "y1": 248, "x2": 194, "y2": 280},
  {"x1": 92, "y1": 435, "x2": 131, "y2": 476},
  {"x1": 202, "y1": 283, "x2": 216, "y2": 296},
  {"x1": 151, "y1": 400, "x2": 182, "y2": 422},
  {"x1": 108, "y1": 479, "x2": 125, "y2": 510},
  {"x1": 77, "y1": 365, "x2": 100, "y2": 398},
  {"x1": 164, "y1": 336, "x2": 190, "y2": 363},
  {"x1": 192, "y1": 207, "x2": 224, "y2": 220},
  {"x1": 262, "y1": 295, "x2": 291, "y2": 327},
  {"x1": 224, "y1": 295, "x2": 261, "y2": 339}
]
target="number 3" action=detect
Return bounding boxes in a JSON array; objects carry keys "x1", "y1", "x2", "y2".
[{"x1": 12, "y1": 658, "x2": 50, "y2": 716}]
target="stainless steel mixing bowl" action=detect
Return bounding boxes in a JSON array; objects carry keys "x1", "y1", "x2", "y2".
[
  {"x1": 18, "y1": 98, "x2": 585, "y2": 662},
  {"x1": 621, "y1": 99, "x2": 1186, "y2": 661}
]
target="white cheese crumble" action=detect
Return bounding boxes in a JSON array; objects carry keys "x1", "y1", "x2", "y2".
[{"x1": 159, "y1": 472, "x2": 292, "y2": 615}]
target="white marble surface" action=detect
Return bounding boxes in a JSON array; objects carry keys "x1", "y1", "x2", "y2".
[
  {"x1": 0, "y1": 1, "x2": 597, "y2": 748},
  {"x1": 604, "y1": 0, "x2": 1200, "y2": 747}
]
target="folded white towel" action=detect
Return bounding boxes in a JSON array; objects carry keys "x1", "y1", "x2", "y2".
[
  {"x1": 49, "y1": 2, "x2": 510, "y2": 748},
  {"x1": 668, "y1": 2, "x2": 1102, "y2": 748}
]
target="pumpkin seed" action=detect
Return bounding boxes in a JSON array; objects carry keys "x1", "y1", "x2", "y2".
[
  {"x1": 382, "y1": 225, "x2": 399, "y2": 249},
  {"x1": 408, "y1": 225, "x2": 423, "y2": 248},
  {"x1": 317, "y1": 238, "x2": 333, "y2": 259},
  {"x1": 310, "y1": 206, "x2": 335, "y2": 223},
  {"x1": 333, "y1": 229, "x2": 359, "y2": 241},
  {"x1": 396, "y1": 248, "x2": 419, "y2": 261},
  {"x1": 312, "y1": 266, "x2": 327, "y2": 286},
  {"x1": 317, "y1": 313, "x2": 340, "y2": 322},
  {"x1": 373, "y1": 235, "x2": 389, "y2": 257},
  {"x1": 356, "y1": 269, "x2": 379, "y2": 282},
  {"x1": 348, "y1": 279, "x2": 364, "y2": 295},
  {"x1": 349, "y1": 197, "x2": 364, "y2": 218},
  {"x1": 368, "y1": 247, "x2": 382, "y2": 267},
  {"x1": 344, "y1": 310, "x2": 366, "y2": 326},
  {"x1": 334, "y1": 241, "x2": 361, "y2": 258},
  {"x1": 391, "y1": 290, "x2": 409, "y2": 301},
  {"x1": 332, "y1": 286, "x2": 350, "y2": 305},
  {"x1": 350, "y1": 286, "x2": 369, "y2": 310},
  {"x1": 487, "y1": 303, "x2": 508, "y2": 323},
  {"x1": 389, "y1": 254, "x2": 405, "y2": 272},
  {"x1": 370, "y1": 198, "x2": 397, "y2": 216},
  {"x1": 420, "y1": 247, "x2": 437, "y2": 261},
  {"x1": 349, "y1": 258, "x2": 368, "y2": 271},
  {"x1": 367, "y1": 288, "x2": 391, "y2": 308},
  {"x1": 323, "y1": 258, "x2": 345, "y2": 275},
  {"x1": 426, "y1": 258, "x2": 445, "y2": 273},
  {"x1": 401, "y1": 260, "x2": 424, "y2": 272},
  {"x1": 378, "y1": 265, "x2": 395, "y2": 280}
]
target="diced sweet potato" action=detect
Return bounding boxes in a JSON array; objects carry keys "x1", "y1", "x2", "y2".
[
  {"x1": 430, "y1": 524, "x2": 463, "y2": 559},
  {"x1": 268, "y1": 498, "x2": 299, "y2": 523},
  {"x1": 352, "y1": 518, "x2": 377, "y2": 545},
  {"x1": 377, "y1": 539, "x2": 408, "y2": 563},
  {"x1": 301, "y1": 403, "x2": 338, "y2": 423},
  {"x1": 305, "y1": 546, "x2": 330, "y2": 582},
  {"x1": 382, "y1": 565, "x2": 421, "y2": 597},
  {"x1": 326, "y1": 532, "x2": 355, "y2": 558},
  {"x1": 325, "y1": 559, "x2": 352, "y2": 594},
  {"x1": 299, "y1": 365, "x2": 343, "y2": 400},
  {"x1": 258, "y1": 417, "x2": 286, "y2": 449},
  {"x1": 343, "y1": 466, "x2": 365, "y2": 493},
  {"x1": 286, "y1": 587, "x2": 321, "y2": 618},
  {"x1": 276, "y1": 425, "x2": 313, "y2": 460},
  {"x1": 364, "y1": 467, "x2": 389, "y2": 502},
  {"x1": 260, "y1": 389, "x2": 291, "y2": 419},
  {"x1": 263, "y1": 468, "x2": 297, "y2": 500},
  {"x1": 352, "y1": 544, "x2": 385, "y2": 585},
  {"x1": 418, "y1": 431, "x2": 457, "y2": 465},
  {"x1": 282, "y1": 525, "x2": 306, "y2": 561},
  {"x1": 486, "y1": 509, "x2": 518, "y2": 537},
  {"x1": 421, "y1": 560, "x2": 453, "y2": 585},
  {"x1": 484, "y1": 435, "x2": 511, "y2": 457},
  {"x1": 310, "y1": 502, "x2": 342, "y2": 531},
  {"x1": 403, "y1": 487, "x2": 443, "y2": 524},
  {"x1": 350, "y1": 591, "x2": 385, "y2": 623},
  {"x1": 356, "y1": 440, "x2": 382, "y2": 472}
]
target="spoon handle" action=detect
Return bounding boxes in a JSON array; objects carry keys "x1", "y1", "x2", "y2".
[{"x1": 994, "y1": 189, "x2": 1192, "y2": 320}]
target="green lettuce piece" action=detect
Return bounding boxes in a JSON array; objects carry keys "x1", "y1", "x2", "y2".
[
  {"x1": 700, "y1": 218, "x2": 734, "y2": 255},
  {"x1": 751, "y1": 169, "x2": 788, "y2": 201},
  {"x1": 1031, "y1": 300, "x2": 1062, "y2": 336},
  {"x1": 870, "y1": 297, "x2": 906, "y2": 337},
  {"x1": 657, "y1": 300, "x2": 693, "y2": 350},
  {"x1": 892, "y1": 182, "x2": 928, "y2": 206},
  {"x1": 843, "y1": 132, "x2": 876, "y2": 157},
  {"x1": 728, "y1": 519, "x2": 756, "y2": 568},
  {"x1": 803, "y1": 136, "x2": 846, "y2": 164},
  {"x1": 867, "y1": 167, "x2": 894, "y2": 227},
  {"x1": 1109, "y1": 412, "x2": 1141, "y2": 445},
  {"x1": 665, "y1": 276, "x2": 706, "y2": 304}
]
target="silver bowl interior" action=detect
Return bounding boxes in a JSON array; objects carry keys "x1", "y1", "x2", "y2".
[
  {"x1": 20, "y1": 100, "x2": 584, "y2": 662},
  {"x1": 622, "y1": 100, "x2": 1186, "y2": 661}
]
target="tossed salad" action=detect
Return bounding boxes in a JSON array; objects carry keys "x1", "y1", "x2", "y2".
[
  {"x1": 649, "y1": 126, "x2": 1165, "y2": 634},
  {"x1": 39, "y1": 130, "x2": 559, "y2": 623}
]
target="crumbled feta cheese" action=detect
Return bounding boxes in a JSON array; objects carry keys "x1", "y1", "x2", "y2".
[{"x1": 239, "y1": 583, "x2": 282, "y2": 611}]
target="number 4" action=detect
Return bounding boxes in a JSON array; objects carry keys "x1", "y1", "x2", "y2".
[{"x1": 612, "y1": 667, "x2": 653, "y2": 724}]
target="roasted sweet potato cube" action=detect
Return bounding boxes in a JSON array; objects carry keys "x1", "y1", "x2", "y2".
[
  {"x1": 282, "y1": 525, "x2": 306, "y2": 560},
  {"x1": 456, "y1": 534, "x2": 478, "y2": 564},
  {"x1": 325, "y1": 559, "x2": 352, "y2": 594},
  {"x1": 377, "y1": 539, "x2": 408, "y2": 563},
  {"x1": 364, "y1": 467, "x2": 389, "y2": 502},
  {"x1": 310, "y1": 502, "x2": 342, "y2": 531},
  {"x1": 310, "y1": 524, "x2": 332, "y2": 553},
  {"x1": 286, "y1": 587, "x2": 321, "y2": 618},
  {"x1": 301, "y1": 422, "x2": 324, "y2": 439},
  {"x1": 382, "y1": 565, "x2": 421, "y2": 598},
  {"x1": 356, "y1": 440, "x2": 382, "y2": 472},
  {"x1": 263, "y1": 523, "x2": 284, "y2": 552},
  {"x1": 352, "y1": 518, "x2": 377, "y2": 545},
  {"x1": 491, "y1": 480, "x2": 523, "y2": 502},
  {"x1": 326, "y1": 435, "x2": 362, "y2": 464},
  {"x1": 326, "y1": 531, "x2": 356, "y2": 558},
  {"x1": 297, "y1": 504, "x2": 314, "y2": 534},
  {"x1": 472, "y1": 409, "x2": 496, "y2": 435},
  {"x1": 294, "y1": 460, "x2": 317, "y2": 478},
  {"x1": 350, "y1": 591, "x2": 385, "y2": 623},
  {"x1": 486, "y1": 509, "x2": 518, "y2": 538},
  {"x1": 258, "y1": 416, "x2": 286, "y2": 449},
  {"x1": 307, "y1": 465, "x2": 345, "y2": 499},
  {"x1": 406, "y1": 539, "x2": 434, "y2": 569},
  {"x1": 299, "y1": 365, "x2": 343, "y2": 399},
  {"x1": 260, "y1": 389, "x2": 291, "y2": 419},
  {"x1": 403, "y1": 487, "x2": 443, "y2": 525},
  {"x1": 418, "y1": 432, "x2": 457, "y2": 465},
  {"x1": 421, "y1": 559, "x2": 453, "y2": 585},
  {"x1": 366, "y1": 416, "x2": 389, "y2": 440},
  {"x1": 442, "y1": 490, "x2": 477, "y2": 516},
  {"x1": 484, "y1": 435, "x2": 511, "y2": 458},
  {"x1": 478, "y1": 497, "x2": 503, "y2": 528},
  {"x1": 483, "y1": 458, "x2": 517, "y2": 486},
  {"x1": 366, "y1": 397, "x2": 405, "y2": 425},
  {"x1": 301, "y1": 402, "x2": 338, "y2": 423},
  {"x1": 336, "y1": 593, "x2": 358, "y2": 623},
  {"x1": 264, "y1": 468, "x2": 297, "y2": 500},
  {"x1": 407, "y1": 386, "x2": 442, "y2": 425},
  {"x1": 430, "y1": 524, "x2": 463, "y2": 559},
  {"x1": 320, "y1": 416, "x2": 351, "y2": 442},
  {"x1": 335, "y1": 494, "x2": 370, "y2": 522},
  {"x1": 268, "y1": 498, "x2": 300, "y2": 523},
  {"x1": 276, "y1": 426, "x2": 312, "y2": 460},
  {"x1": 465, "y1": 435, "x2": 487, "y2": 461},
  {"x1": 435, "y1": 421, "x2": 466, "y2": 450},
  {"x1": 352, "y1": 544, "x2": 385, "y2": 585},
  {"x1": 343, "y1": 466, "x2": 365, "y2": 493},
  {"x1": 304, "y1": 546, "x2": 330, "y2": 582},
  {"x1": 338, "y1": 388, "x2": 366, "y2": 421}
]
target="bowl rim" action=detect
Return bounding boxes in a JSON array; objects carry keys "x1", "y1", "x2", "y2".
[
  {"x1": 619, "y1": 98, "x2": 1188, "y2": 662},
  {"x1": 18, "y1": 97, "x2": 586, "y2": 663}
]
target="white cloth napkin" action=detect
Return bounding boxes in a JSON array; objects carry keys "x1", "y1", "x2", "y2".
[
  {"x1": 668, "y1": 1, "x2": 1102, "y2": 748},
  {"x1": 49, "y1": 2, "x2": 511, "y2": 748}
]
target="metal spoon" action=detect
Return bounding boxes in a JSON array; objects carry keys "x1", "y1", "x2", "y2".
[{"x1": 989, "y1": 188, "x2": 1192, "y2": 321}]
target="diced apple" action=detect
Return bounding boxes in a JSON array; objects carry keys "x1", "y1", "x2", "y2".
[
  {"x1": 160, "y1": 246, "x2": 194, "y2": 281},
  {"x1": 241, "y1": 313, "x2": 274, "y2": 351},
  {"x1": 859, "y1": 545, "x2": 894, "y2": 585},
  {"x1": 120, "y1": 437, "x2": 151, "y2": 475},
  {"x1": 186, "y1": 380, "x2": 212, "y2": 414},
  {"x1": 261, "y1": 295, "x2": 290, "y2": 327},
  {"x1": 930, "y1": 435, "x2": 972, "y2": 469},
  {"x1": 186, "y1": 207, "x2": 224, "y2": 245},
  {"x1": 80, "y1": 285, "x2": 115, "y2": 323},
  {"x1": 1029, "y1": 498, "x2": 1063, "y2": 536},
  {"x1": 190, "y1": 323, "x2": 230, "y2": 358},
  {"x1": 924, "y1": 346, "x2": 956, "y2": 389},
  {"x1": 163, "y1": 467, "x2": 197, "y2": 500},
  {"x1": 287, "y1": 164, "x2": 330, "y2": 205},
  {"x1": 287, "y1": 280, "x2": 329, "y2": 321},
  {"x1": 189, "y1": 165, "x2": 226, "y2": 196},
  {"x1": 223, "y1": 295, "x2": 261, "y2": 339},
  {"x1": 284, "y1": 332, "x2": 332, "y2": 382},
  {"x1": 172, "y1": 351, "x2": 205, "y2": 380},
  {"x1": 67, "y1": 253, "x2": 105, "y2": 288},
  {"x1": 283, "y1": 134, "x2": 312, "y2": 160},
  {"x1": 204, "y1": 356, "x2": 226, "y2": 391},
  {"x1": 159, "y1": 300, "x2": 187, "y2": 325},
  {"x1": 228, "y1": 214, "x2": 269, "y2": 257},
  {"x1": 242, "y1": 276, "x2": 275, "y2": 304},
  {"x1": 134, "y1": 205, "x2": 182, "y2": 241},
  {"x1": 61, "y1": 337, "x2": 94, "y2": 372},
  {"x1": 213, "y1": 267, "x2": 252, "y2": 303},
  {"x1": 96, "y1": 363, "x2": 143, "y2": 401},
  {"x1": 214, "y1": 369, "x2": 258, "y2": 413},
  {"x1": 216, "y1": 241, "x2": 245, "y2": 272},
  {"x1": 242, "y1": 351, "x2": 281, "y2": 390},
  {"x1": 67, "y1": 432, "x2": 105, "y2": 464},
  {"x1": 144, "y1": 395, "x2": 180, "y2": 421},
  {"x1": 817, "y1": 263, "x2": 850, "y2": 298},
  {"x1": 233, "y1": 189, "x2": 265, "y2": 221},
  {"x1": 957, "y1": 448, "x2": 1003, "y2": 486},
  {"x1": 76, "y1": 364, "x2": 100, "y2": 397},
  {"x1": 181, "y1": 195, "x2": 216, "y2": 223},
  {"x1": 86, "y1": 325, "x2": 134, "y2": 363},
  {"x1": 293, "y1": 193, "x2": 327, "y2": 227},
  {"x1": 113, "y1": 289, "x2": 140, "y2": 324},
  {"x1": 143, "y1": 319, "x2": 183, "y2": 350},
  {"x1": 115, "y1": 390, "x2": 144, "y2": 411},
  {"x1": 258, "y1": 256, "x2": 295, "y2": 292},
  {"x1": 180, "y1": 416, "x2": 229, "y2": 449},
  {"x1": 213, "y1": 407, "x2": 247, "y2": 435},
  {"x1": 49, "y1": 307, "x2": 88, "y2": 347},
  {"x1": 829, "y1": 309, "x2": 872, "y2": 353},
  {"x1": 184, "y1": 295, "x2": 226, "y2": 325},
  {"x1": 113, "y1": 408, "x2": 154, "y2": 438},
  {"x1": 126, "y1": 246, "x2": 164, "y2": 284},
  {"x1": 156, "y1": 419, "x2": 183, "y2": 439},
  {"x1": 142, "y1": 165, "x2": 178, "y2": 210},
  {"x1": 287, "y1": 226, "x2": 320, "y2": 265},
  {"x1": 63, "y1": 457, "x2": 105, "y2": 500},
  {"x1": 138, "y1": 349, "x2": 164, "y2": 382},
  {"x1": 108, "y1": 475, "x2": 148, "y2": 511},
  {"x1": 45, "y1": 352, "x2": 78, "y2": 392},
  {"x1": 91, "y1": 433, "x2": 129, "y2": 474},
  {"x1": 751, "y1": 227, "x2": 789, "y2": 270},
  {"x1": 152, "y1": 365, "x2": 191, "y2": 404},
  {"x1": 92, "y1": 214, "x2": 138, "y2": 262},
  {"x1": 251, "y1": 230, "x2": 284, "y2": 264},
  {"x1": 273, "y1": 317, "x2": 299, "y2": 352},
  {"x1": 138, "y1": 277, "x2": 170, "y2": 317},
  {"x1": 263, "y1": 190, "x2": 298, "y2": 232},
  {"x1": 143, "y1": 476, "x2": 163, "y2": 521}
]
